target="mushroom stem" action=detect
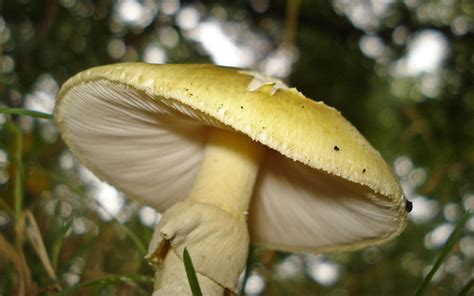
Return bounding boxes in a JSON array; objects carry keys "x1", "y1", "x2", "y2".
[
  {"x1": 188, "y1": 128, "x2": 264, "y2": 216},
  {"x1": 148, "y1": 128, "x2": 265, "y2": 295}
]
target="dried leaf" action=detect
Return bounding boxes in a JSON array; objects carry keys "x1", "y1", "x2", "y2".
[
  {"x1": 23, "y1": 210, "x2": 59, "y2": 282},
  {"x1": 0, "y1": 234, "x2": 33, "y2": 296}
]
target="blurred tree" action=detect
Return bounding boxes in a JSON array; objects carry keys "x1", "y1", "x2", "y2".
[{"x1": 0, "y1": 0, "x2": 473, "y2": 295}]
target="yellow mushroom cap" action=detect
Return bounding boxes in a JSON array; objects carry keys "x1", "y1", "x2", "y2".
[{"x1": 55, "y1": 63, "x2": 407, "y2": 253}]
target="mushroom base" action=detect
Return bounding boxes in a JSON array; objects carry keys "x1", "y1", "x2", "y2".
[
  {"x1": 147, "y1": 200, "x2": 249, "y2": 294},
  {"x1": 147, "y1": 128, "x2": 263, "y2": 294}
]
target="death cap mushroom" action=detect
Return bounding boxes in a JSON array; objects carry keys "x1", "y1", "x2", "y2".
[{"x1": 55, "y1": 62, "x2": 407, "y2": 269}]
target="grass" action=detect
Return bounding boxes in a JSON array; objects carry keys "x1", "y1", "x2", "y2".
[
  {"x1": 2, "y1": 121, "x2": 24, "y2": 222},
  {"x1": 414, "y1": 211, "x2": 472, "y2": 296},
  {"x1": 0, "y1": 109, "x2": 154, "y2": 294},
  {"x1": 0, "y1": 108, "x2": 53, "y2": 120},
  {"x1": 457, "y1": 278, "x2": 473, "y2": 296},
  {"x1": 183, "y1": 248, "x2": 203, "y2": 296},
  {"x1": 56, "y1": 274, "x2": 154, "y2": 295}
]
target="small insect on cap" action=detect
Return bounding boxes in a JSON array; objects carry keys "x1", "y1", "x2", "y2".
[{"x1": 55, "y1": 63, "x2": 407, "y2": 253}]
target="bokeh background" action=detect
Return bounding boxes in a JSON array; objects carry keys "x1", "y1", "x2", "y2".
[{"x1": 0, "y1": 0, "x2": 473, "y2": 295}]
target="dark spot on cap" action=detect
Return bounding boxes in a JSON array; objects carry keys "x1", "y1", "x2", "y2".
[
  {"x1": 362, "y1": 168, "x2": 366, "y2": 173},
  {"x1": 302, "y1": 105, "x2": 305, "y2": 108},
  {"x1": 405, "y1": 200, "x2": 413, "y2": 213},
  {"x1": 240, "y1": 106, "x2": 244, "y2": 109},
  {"x1": 334, "y1": 145, "x2": 340, "y2": 151}
]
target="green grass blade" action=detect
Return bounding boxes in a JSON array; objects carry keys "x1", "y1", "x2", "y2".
[
  {"x1": 457, "y1": 278, "x2": 473, "y2": 296},
  {"x1": 115, "y1": 221, "x2": 148, "y2": 257},
  {"x1": 93, "y1": 200, "x2": 148, "y2": 257},
  {"x1": 0, "y1": 108, "x2": 53, "y2": 119},
  {"x1": 50, "y1": 219, "x2": 73, "y2": 271},
  {"x1": 57, "y1": 274, "x2": 154, "y2": 295},
  {"x1": 50, "y1": 172, "x2": 149, "y2": 257},
  {"x1": 183, "y1": 248, "x2": 202, "y2": 296},
  {"x1": 4, "y1": 122, "x2": 24, "y2": 221},
  {"x1": 414, "y1": 211, "x2": 471, "y2": 296},
  {"x1": 13, "y1": 131, "x2": 22, "y2": 222}
]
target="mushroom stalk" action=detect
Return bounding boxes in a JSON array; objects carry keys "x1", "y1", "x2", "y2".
[
  {"x1": 148, "y1": 128, "x2": 264, "y2": 295},
  {"x1": 188, "y1": 128, "x2": 264, "y2": 216}
]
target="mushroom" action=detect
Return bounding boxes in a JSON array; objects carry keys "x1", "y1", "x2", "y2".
[{"x1": 54, "y1": 63, "x2": 408, "y2": 295}]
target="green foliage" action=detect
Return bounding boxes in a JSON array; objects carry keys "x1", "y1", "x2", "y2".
[
  {"x1": 457, "y1": 278, "x2": 473, "y2": 296},
  {"x1": 0, "y1": 108, "x2": 53, "y2": 120},
  {"x1": 183, "y1": 248, "x2": 203, "y2": 296},
  {"x1": 415, "y1": 211, "x2": 472, "y2": 296},
  {"x1": 3, "y1": 121, "x2": 23, "y2": 221},
  {"x1": 57, "y1": 274, "x2": 154, "y2": 295}
]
